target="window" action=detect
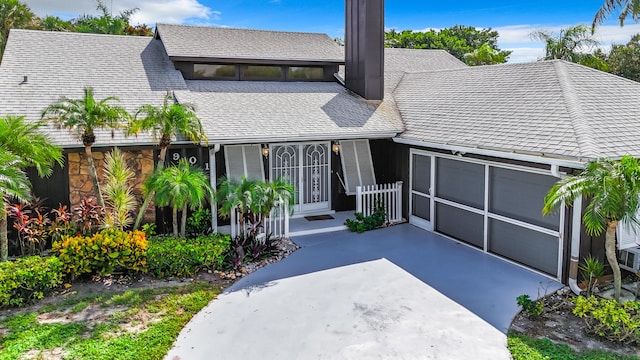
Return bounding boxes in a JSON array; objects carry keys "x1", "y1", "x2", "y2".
[
  {"x1": 339, "y1": 140, "x2": 376, "y2": 195},
  {"x1": 224, "y1": 145, "x2": 265, "y2": 181},
  {"x1": 193, "y1": 64, "x2": 237, "y2": 79},
  {"x1": 242, "y1": 65, "x2": 283, "y2": 80},
  {"x1": 288, "y1": 67, "x2": 324, "y2": 80}
]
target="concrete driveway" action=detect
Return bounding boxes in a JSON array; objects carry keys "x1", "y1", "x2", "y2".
[{"x1": 165, "y1": 224, "x2": 562, "y2": 359}]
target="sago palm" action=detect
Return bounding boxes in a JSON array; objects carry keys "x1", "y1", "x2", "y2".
[
  {"x1": 0, "y1": 149, "x2": 31, "y2": 261},
  {"x1": 42, "y1": 87, "x2": 130, "y2": 207},
  {"x1": 145, "y1": 159, "x2": 212, "y2": 237},
  {"x1": 543, "y1": 155, "x2": 640, "y2": 301},
  {"x1": 128, "y1": 92, "x2": 207, "y2": 229}
]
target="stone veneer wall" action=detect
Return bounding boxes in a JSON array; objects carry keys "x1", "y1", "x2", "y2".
[{"x1": 67, "y1": 149, "x2": 156, "y2": 223}]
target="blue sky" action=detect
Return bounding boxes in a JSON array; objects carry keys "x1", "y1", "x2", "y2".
[{"x1": 22, "y1": 0, "x2": 640, "y2": 62}]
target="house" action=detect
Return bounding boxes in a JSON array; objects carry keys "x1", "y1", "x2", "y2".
[{"x1": 2, "y1": 0, "x2": 640, "y2": 288}]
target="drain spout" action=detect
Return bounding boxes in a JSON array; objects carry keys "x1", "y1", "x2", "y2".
[{"x1": 569, "y1": 195, "x2": 583, "y2": 295}]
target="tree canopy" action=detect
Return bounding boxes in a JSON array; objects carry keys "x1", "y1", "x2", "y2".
[
  {"x1": 607, "y1": 34, "x2": 640, "y2": 82},
  {"x1": 385, "y1": 25, "x2": 511, "y2": 65},
  {"x1": 0, "y1": 0, "x2": 152, "y2": 61}
]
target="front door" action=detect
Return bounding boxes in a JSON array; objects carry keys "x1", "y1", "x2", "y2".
[
  {"x1": 271, "y1": 143, "x2": 331, "y2": 214},
  {"x1": 410, "y1": 150, "x2": 434, "y2": 231}
]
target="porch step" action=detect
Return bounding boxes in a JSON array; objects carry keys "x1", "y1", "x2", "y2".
[{"x1": 289, "y1": 225, "x2": 348, "y2": 237}]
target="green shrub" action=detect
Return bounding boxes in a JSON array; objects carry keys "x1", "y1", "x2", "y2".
[
  {"x1": 345, "y1": 203, "x2": 386, "y2": 233},
  {"x1": 517, "y1": 294, "x2": 544, "y2": 318},
  {"x1": 573, "y1": 296, "x2": 640, "y2": 344},
  {"x1": 186, "y1": 207, "x2": 212, "y2": 236},
  {"x1": 52, "y1": 229, "x2": 148, "y2": 278},
  {"x1": 147, "y1": 233, "x2": 230, "y2": 278},
  {"x1": 0, "y1": 256, "x2": 64, "y2": 307}
]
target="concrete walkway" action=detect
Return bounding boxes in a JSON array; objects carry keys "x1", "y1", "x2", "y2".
[{"x1": 166, "y1": 224, "x2": 562, "y2": 359}]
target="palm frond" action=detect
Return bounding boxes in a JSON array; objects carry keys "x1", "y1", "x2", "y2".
[{"x1": 0, "y1": 115, "x2": 63, "y2": 178}]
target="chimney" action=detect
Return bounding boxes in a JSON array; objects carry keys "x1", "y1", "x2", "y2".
[{"x1": 345, "y1": 0, "x2": 384, "y2": 101}]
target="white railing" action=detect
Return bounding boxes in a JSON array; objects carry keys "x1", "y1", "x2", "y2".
[
  {"x1": 356, "y1": 181, "x2": 404, "y2": 224},
  {"x1": 230, "y1": 200, "x2": 290, "y2": 240}
]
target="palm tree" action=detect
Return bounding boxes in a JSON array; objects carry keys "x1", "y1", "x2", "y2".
[
  {"x1": 145, "y1": 159, "x2": 212, "y2": 237},
  {"x1": 0, "y1": 115, "x2": 63, "y2": 261},
  {"x1": 0, "y1": 116, "x2": 64, "y2": 178},
  {"x1": 543, "y1": 155, "x2": 640, "y2": 301},
  {"x1": 217, "y1": 177, "x2": 294, "y2": 241},
  {"x1": 0, "y1": 149, "x2": 31, "y2": 261},
  {"x1": 42, "y1": 87, "x2": 130, "y2": 207},
  {"x1": 593, "y1": 0, "x2": 640, "y2": 29},
  {"x1": 128, "y1": 92, "x2": 207, "y2": 230},
  {"x1": 217, "y1": 176, "x2": 258, "y2": 241},
  {"x1": 531, "y1": 25, "x2": 599, "y2": 62}
]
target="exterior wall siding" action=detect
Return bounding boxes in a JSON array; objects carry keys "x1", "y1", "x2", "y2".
[{"x1": 67, "y1": 148, "x2": 156, "y2": 223}]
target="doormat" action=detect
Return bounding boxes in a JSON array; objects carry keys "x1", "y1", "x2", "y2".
[{"x1": 305, "y1": 215, "x2": 334, "y2": 221}]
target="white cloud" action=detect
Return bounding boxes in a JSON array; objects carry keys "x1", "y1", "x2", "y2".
[
  {"x1": 504, "y1": 47, "x2": 545, "y2": 63},
  {"x1": 22, "y1": 0, "x2": 217, "y2": 25},
  {"x1": 494, "y1": 23, "x2": 640, "y2": 63}
]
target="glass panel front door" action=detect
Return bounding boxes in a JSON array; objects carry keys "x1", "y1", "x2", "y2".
[{"x1": 271, "y1": 143, "x2": 330, "y2": 214}]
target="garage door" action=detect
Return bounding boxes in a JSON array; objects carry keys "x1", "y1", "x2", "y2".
[{"x1": 410, "y1": 150, "x2": 563, "y2": 278}]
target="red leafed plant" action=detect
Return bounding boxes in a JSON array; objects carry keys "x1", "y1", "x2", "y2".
[
  {"x1": 8, "y1": 198, "x2": 52, "y2": 256},
  {"x1": 73, "y1": 197, "x2": 104, "y2": 235}
]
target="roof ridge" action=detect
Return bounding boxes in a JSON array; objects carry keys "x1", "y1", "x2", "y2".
[
  {"x1": 9, "y1": 28, "x2": 152, "y2": 40},
  {"x1": 553, "y1": 60, "x2": 600, "y2": 158},
  {"x1": 156, "y1": 23, "x2": 332, "y2": 37}
]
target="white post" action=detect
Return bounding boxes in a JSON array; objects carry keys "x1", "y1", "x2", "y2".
[
  {"x1": 209, "y1": 147, "x2": 218, "y2": 232},
  {"x1": 284, "y1": 202, "x2": 290, "y2": 238},
  {"x1": 396, "y1": 181, "x2": 403, "y2": 223},
  {"x1": 356, "y1": 185, "x2": 363, "y2": 214},
  {"x1": 230, "y1": 207, "x2": 237, "y2": 239}
]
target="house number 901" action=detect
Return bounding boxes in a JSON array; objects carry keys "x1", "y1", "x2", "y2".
[{"x1": 170, "y1": 153, "x2": 208, "y2": 170}]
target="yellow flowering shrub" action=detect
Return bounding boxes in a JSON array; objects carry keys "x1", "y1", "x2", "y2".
[{"x1": 52, "y1": 229, "x2": 148, "y2": 277}]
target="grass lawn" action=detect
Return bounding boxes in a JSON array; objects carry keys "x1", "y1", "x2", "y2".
[
  {"x1": 508, "y1": 332, "x2": 637, "y2": 360},
  {"x1": 0, "y1": 282, "x2": 220, "y2": 360}
]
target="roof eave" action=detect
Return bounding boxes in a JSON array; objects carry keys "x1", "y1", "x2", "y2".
[
  {"x1": 205, "y1": 131, "x2": 401, "y2": 145},
  {"x1": 168, "y1": 55, "x2": 345, "y2": 65},
  {"x1": 393, "y1": 137, "x2": 588, "y2": 169}
]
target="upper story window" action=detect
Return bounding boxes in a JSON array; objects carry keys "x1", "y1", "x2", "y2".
[
  {"x1": 193, "y1": 64, "x2": 237, "y2": 79},
  {"x1": 242, "y1": 65, "x2": 283, "y2": 80},
  {"x1": 189, "y1": 63, "x2": 331, "y2": 82},
  {"x1": 288, "y1": 67, "x2": 324, "y2": 80}
]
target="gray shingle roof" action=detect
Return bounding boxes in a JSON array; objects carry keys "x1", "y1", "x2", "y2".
[
  {"x1": 156, "y1": 24, "x2": 344, "y2": 63},
  {"x1": 393, "y1": 60, "x2": 640, "y2": 161},
  {"x1": 178, "y1": 81, "x2": 403, "y2": 144},
  {"x1": 337, "y1": 48, "x2": 467, "y2": 92},
  {"x1": 385, "y1": 48, "x2": 467, "y2": 93},
  {"x1": 0, "y1": 29, "x2": 188, "y2": 148}
]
